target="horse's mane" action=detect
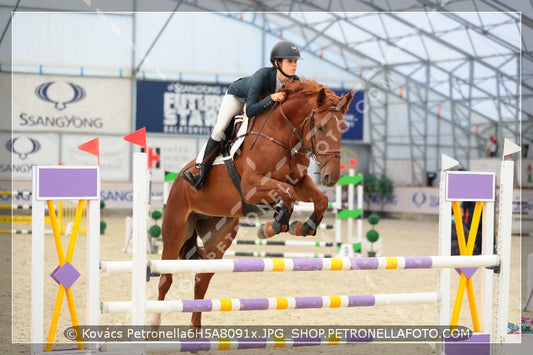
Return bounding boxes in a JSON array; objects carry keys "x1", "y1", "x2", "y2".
[{"x1": 282, "y1": 79, "x2": 339, "y2": 109}]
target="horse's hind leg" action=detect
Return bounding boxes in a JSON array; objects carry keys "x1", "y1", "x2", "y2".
[
  {"x1": 190, "y1": 216, "x2": 239, "y2": 328},
  {"x1": 152, "y1": 194, "x2": 196, "y2": 327}
]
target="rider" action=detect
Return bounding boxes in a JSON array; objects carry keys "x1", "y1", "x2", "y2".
[{"x1": 182, "y1": 40, "x2": 302, "y2": 191}]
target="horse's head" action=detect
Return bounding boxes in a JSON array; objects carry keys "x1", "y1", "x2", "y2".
[{"x1": 307, "y1": 87, "x2": 354, "y2": 186}]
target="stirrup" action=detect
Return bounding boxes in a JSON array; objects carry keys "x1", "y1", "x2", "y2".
[{"x1": 181, "y1": 165, "x2": 203, "y2": 191}]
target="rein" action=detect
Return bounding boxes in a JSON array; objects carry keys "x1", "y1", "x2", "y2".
[{"x1": 230, "y1": 98, "x2": 342, "y2": 175}]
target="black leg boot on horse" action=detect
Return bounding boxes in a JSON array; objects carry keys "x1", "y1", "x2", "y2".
[{"x1": 182, "y1": 138, "x2": 221, "y2": 191}]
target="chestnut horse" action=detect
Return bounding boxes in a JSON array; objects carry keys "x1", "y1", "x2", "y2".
[{"x1": 153, "y1": 80, "x2": 354, "y2": 327}]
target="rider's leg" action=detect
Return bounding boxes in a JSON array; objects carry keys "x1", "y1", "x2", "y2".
[
  {"x1": 182, "y1": 94, "x2": 244, "y2": 191},
  {"x1": 181, "y1": 137, "x2": 220, "y2": 191}
]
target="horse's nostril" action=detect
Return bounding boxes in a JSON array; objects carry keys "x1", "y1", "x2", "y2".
[{"x1": 322, "y1": 174, "x2": 330, "y2": 186}]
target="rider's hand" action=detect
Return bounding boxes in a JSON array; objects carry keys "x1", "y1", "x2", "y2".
[{"x1": 271, "y1": 92, "x2": 286, "y2": 102}]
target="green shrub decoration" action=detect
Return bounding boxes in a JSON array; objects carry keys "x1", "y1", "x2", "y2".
[
  {"x1": 151, "y1": 210, "x2": 163, "y2": 220},
  {"x1": 368, "y1": 213, "x2": 380, "y2": 225},
  {"x1": 366, "y1": 229, "x2": 379, "y2": 243},
  {"x1": 149, "y1": 224, "x2": 162, "y2": 238}
]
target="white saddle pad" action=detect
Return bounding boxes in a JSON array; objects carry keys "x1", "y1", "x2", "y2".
[{"x1": 195, "y1": 115, "x2": 248, "y2": 166}]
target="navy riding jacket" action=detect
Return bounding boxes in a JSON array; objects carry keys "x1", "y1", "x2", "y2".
[{"x1": 227, "y1": 67, "x2": 300, "y2": 118}]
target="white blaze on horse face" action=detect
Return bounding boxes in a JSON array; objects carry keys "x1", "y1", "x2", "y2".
[
  {"x1": 331, "y1": 112, "x2": 346, "y2": 134},
  {"x1": 316, "y1": 113, "x2": 343, "y2": 153}
]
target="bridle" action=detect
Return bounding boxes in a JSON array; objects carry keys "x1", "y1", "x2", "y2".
[
  {"x1": 278, "y1": 102, "x2": 342, "y2": 173},
  {"x1": 241, "y1": 98, "x2": 343, "y2": 175}
]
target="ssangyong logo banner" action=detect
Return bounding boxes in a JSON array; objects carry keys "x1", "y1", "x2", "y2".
[
  {"x1": 10, "y1": 74, "x2": 132, "y2": 133},
  {"x1": 1, "y1": 133, "x2": 60, "y2": 179},
  {"x1": 136, "y1": 80, "x2": 364, "y2": 140}
]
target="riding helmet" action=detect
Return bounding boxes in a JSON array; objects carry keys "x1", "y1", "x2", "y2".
[{"x1": 270, "y1": 41, "x2": 302, "y2": 64}]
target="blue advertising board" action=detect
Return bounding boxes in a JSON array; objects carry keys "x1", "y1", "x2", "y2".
[
  {"x1": 136, "y1": 80, "x2": 364, "y2": 140},
  {"x1": 334, "y1": 89, "x2": 364, "y2": 140}
]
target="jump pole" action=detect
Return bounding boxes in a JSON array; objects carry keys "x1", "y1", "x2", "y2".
[{"x1": 30, "y1": 166, "x2": 100, "y2": 353}]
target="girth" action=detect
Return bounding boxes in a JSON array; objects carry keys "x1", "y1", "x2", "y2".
[{"x1": 223, "y1": 158, "x2": 275, "y2": 217}]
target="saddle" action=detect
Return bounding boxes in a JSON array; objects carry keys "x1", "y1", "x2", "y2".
[{"x1": 217, "y1": 115, "x2": 276, "y2": 216}]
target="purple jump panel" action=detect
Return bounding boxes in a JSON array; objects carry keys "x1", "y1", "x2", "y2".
[
  {"x1": 446, "y1": 172, "x2": 494, "y2": 201},
  {"x1": 35, "y1": 166, "x2": 99, "y2": 200},
  {"x1": 444, "y1": 333, "x2": 490, "y2": 355}
]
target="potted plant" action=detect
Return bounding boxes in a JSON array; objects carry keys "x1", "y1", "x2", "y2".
[
  {"x1": 363, "y1": 173, "x2": 394, "y2": 214},
  {"x1": 366, "y1": 213, "x2": 380, "y2": 257}
]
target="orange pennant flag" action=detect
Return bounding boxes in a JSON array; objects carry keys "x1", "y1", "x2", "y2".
[
  {"x1": 124, "y1": 127, "x2": 146, "y2": 150},
  {"x1": 78, "y1": 138, "x2": 100, "y2": 165}
]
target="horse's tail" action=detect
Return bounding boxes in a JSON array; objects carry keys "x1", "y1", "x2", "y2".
[{"x1": 179, "y1": 229, "x2": 204, "y2": 260}]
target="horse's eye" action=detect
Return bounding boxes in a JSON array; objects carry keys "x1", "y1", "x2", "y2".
[{"x1": 317, "y1": 126, "x2": 324, "y2": 132}]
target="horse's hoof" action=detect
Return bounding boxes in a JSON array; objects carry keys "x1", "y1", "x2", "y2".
[
  {"x1": 257, "y1": 224, "x2": 267, "y2": 239},
  {"x1": 289, "y1": 221, "x2": 300, "y2": 235}
]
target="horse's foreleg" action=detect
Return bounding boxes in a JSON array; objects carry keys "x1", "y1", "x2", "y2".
[
  {"x1": 258, "y1": 202, "x2": 293, "y2": 239},
  {"x1": 241, "y1": 173, "x2": 297, "y2": 239},
  {"x1": 289, "y1": 176, "x2": 329, "y2": 237},
  {"x1": 289, "y1": 211, "x2": 324, "y2": 236}
]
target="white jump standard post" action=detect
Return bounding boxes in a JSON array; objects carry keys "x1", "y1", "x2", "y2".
[
  {"x1": 31, "y1": 166, "x2": 100, "y2": 354},
  {"x1": 438, "y1": 139, "x2": 520, "y2": 354},
  {"x1": 132, "y1": 152, "x2": 149, "y2": 326},
  {"x1": 334, "y1": 168, "x2": 363, "y2": 257}
]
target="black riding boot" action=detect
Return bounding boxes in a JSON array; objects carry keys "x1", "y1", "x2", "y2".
[{"x1": 182, "y1": 138, "x2": 220, "y2": 191}]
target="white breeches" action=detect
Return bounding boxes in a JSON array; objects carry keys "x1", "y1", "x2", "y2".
[{"x1": 210, "y1": 94, "x2": 245, "y2": 142}]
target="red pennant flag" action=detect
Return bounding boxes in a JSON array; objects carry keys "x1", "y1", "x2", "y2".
[
  {"x1": 340, "y1": 163, "x2": 346, "y2": 170},
  {"x1": 124, "y1": 127, "x2": 146, "y2": 150},
  {"x1": 349, "y1": 159, "x2": 359, "y2": 167},
  {"x1": 78, "y1": 137, "x2": 100, "y2": 165}
]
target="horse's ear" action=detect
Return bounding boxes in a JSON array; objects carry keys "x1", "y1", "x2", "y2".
[
  {"x1": 316, "y1": 88, "x2": 327, "y2": 107},
  {"x1": 338, "y1": 91, "x2": 354, "y2": 114}
]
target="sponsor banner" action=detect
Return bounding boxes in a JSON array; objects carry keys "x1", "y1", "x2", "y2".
[
  {"x1": 61, "y1": 135, "x2": 130, "y2": 181},
  {"x1": 335, "y1": 89, "x2": 364, "y2": 140},
  {"x1": 137, "y1": 80, "x2": 229, "y2": 135},
  {"x1": 136, "y1": 80, "x2": 364, "y2": 140},
  {"x1": 1, "y1": 132, "x2": 60, "y2": 180},
  {"x1": 12, "y1": 73, "x2": 131, "y2": 134},
  {"x1": 366, "y1": 186, "x2": 440, "y2": 215},
  {"x1": 144, "y1": 136, "x2": 199, "y2": 182},
  {"x1": 100, "y1": 181, "x2": 164, "y2": 210}
]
